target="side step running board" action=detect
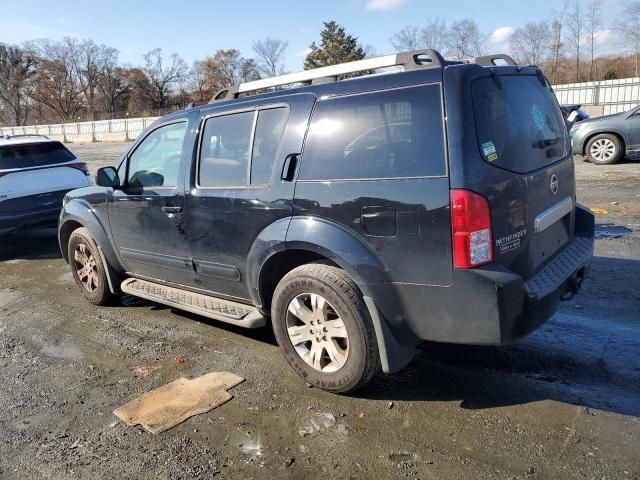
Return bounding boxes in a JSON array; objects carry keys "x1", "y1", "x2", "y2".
[{"x1": 121, "y1": 278, "x2": 266, "y2": 328}]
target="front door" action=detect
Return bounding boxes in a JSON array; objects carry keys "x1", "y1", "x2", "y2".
[
  {"x1": 109, "y1": 119, "x2": 196, "y2": 285},
  {"x1": 184, "y1": 94, "x2": 316, "y2": 300}
]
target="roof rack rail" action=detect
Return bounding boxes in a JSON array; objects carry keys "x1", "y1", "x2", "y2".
[
  {"x1": 210, "y1": 49, "x2": 447, "y2": 102},
  {"x1": 470, "y1": 54, "x2": 517, "y2": 67}
]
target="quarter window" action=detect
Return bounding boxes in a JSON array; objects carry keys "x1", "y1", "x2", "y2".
[
  {"x1": 126, "y1": 122, "x2": 186, "y2": 188},
  {"x1": 299, "y1": 85, "x2": 446, "y2": 180}
]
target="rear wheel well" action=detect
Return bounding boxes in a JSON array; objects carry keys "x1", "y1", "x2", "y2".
[
  {"x1": 259, "y1": 250, "x2": 339, "y2": 312},
  {"x1": 59, "y1": 220, "x2": 83, "y2": 262},
  {"x1": 584, "y1": 131, "x2": 626, "y2": 153}
]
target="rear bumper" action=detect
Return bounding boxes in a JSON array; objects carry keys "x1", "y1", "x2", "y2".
[
  {"x1": 365, "y1": 204, "x2": 595, "y2": 371},
  {"x1": 0, "y1": 207, "x2": 61, "y2": 235}
]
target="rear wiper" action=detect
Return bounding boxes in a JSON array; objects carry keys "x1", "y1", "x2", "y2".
[{"x1": 532, "y1": 137, "x2": 562, "y2": 149}]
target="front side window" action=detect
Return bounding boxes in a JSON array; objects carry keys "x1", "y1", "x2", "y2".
[
  {"x1": 126, "y1": 122, "x2": 186, "y2": 188},
  {"x1": 299, "y1": 84, "x2": 446, "y2": 181},
  {"x1": 199, "y1": 111, "x2": 254, "y2": 187}
]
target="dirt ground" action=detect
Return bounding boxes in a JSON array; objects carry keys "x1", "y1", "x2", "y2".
[{"x1": 0, "y1": 143, "x2": 639, "y2": 479}]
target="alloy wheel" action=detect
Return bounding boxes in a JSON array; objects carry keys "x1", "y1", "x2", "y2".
[
  {"x1": 590, "y1": 138, "x2": 616, "y2": 162},
  {"x1": 286, "y1": 292, "x2": 349, "y2": 373},
  {"x1": 73, "y1": 243, "x2": 99, "y2": 293}
]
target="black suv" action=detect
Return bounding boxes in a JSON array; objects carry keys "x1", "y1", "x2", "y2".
[{"x1": 59, "y1": 50, "x2": 594, "y2": 393}]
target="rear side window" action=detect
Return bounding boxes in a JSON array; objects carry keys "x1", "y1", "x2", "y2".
[
  {"x1": 198, "y1": 106, "x2": 288, "y2": 188},
  {"x1": 199, "y1": 111, "x2": 254, "y2": 187},
  {"x1": 299, "y1": 84, "x2": 446, "y2": 181},
  {"x1": 251, "y1": 108, "x2": 288, "y2": 185},
  {"x1": 472, "y1": 75, "x2": 569, "y2": 174},
  {"x1": 0, "y1": 142, "x2": 76, "y2": 170}
]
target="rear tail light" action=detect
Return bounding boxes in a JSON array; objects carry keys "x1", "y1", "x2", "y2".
[
  {"x1": 450, "y1": 189, "x2": 493, "y2": 269},
  {"x1": 68, "y1": 162, "x2": 90, "y2": 176}
]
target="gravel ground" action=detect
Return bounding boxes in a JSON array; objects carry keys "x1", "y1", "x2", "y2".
[{"x1": 0, "y1": 142, "x2": 639, "y2": 479}]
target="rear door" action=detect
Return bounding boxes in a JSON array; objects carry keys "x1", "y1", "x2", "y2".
[
  {"x1": 461, "y1": 72, "x2": 575, "y2": 279},
  {"x1": 185, "y1": 94, "x2": 315, "y2": 300}
]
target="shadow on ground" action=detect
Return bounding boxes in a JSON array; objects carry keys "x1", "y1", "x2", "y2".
[{"x1": 0, "y1": 228, "x2": 62, "y2": 261}]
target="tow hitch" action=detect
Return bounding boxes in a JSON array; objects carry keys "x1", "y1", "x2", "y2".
[{"x1": 561, "y1": 268, "x2": 586, "y2": 301}]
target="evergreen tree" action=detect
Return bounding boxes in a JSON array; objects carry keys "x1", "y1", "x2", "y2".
[{"x1": 304, "y1": 21, "x2": 366, "y2": 70}]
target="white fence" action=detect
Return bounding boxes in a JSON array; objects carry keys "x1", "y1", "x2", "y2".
[
  {"x1": 2, "y1": 77, "x2": 640, "y2": 141},
  {"x1": 0, "y1": 117, "x2": 159, "y2": 142},
  {"x1": 552, "y1": 77, "x2": 640, "y2": 115}
]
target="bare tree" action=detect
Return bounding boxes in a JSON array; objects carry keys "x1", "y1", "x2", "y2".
[
  {"x1": 447, "y1": 19, "x2": 485, "y2": 60},
  {"x1": 139, "y1": 48, "x2": 187, "y2": 109},
  {"x1": 96, "y1": 49, "x2": 132, "y2": 118},
  {"x1": 616, "y1": 1, "x2": 640, "y2": 77},
  {"x1": 586, "y1": 0, "x2": 602, "y2": 80},
  {"x1": 510, "y1": 21, "x2": 552, "y2": 66},
  {"x1": 391, "y1": 25, "x2": 421, "y2": 51},
  {"x1": 252, "y1": 38, "x2": 288, "y2": 77},
  {"x1": 25, "y1": 38, "x2": 85, "y2": 122},
  {"x1": 420, "y1": 18, "x2": 448, "y2": 52},
  {"x1": 567, "y1": 0, "x2": 585, "y2": 82},
  {"x1": 201, "y1": 49, "x2": 260, "y2": 94},
  {"x1": 0, "y1": 45, "x2": 36, "y2": 125},
  {"x1": 188, "y1": 60, "x2": 210, "y2": 102},
  {"x1": 548, "y1": 2, "x2": 569, "y2": 84}
]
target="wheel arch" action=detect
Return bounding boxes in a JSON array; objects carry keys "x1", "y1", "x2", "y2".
[{"x1": 583, "y1": 130, "x2": 627, "y2": 154}]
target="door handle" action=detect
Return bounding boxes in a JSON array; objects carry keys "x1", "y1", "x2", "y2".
[
  {"x1": 281, "y1": 153, "x2": 300, "y2": 181},
  {"x1": 162, "y1": 205, "x2": 182, "y2": 218}
]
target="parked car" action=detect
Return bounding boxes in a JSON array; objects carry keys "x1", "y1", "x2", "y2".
[
  {"x1": 59, "y1": 50, "x2": 594, "y2": 393},
  {"x1": 560, "y1": 104, "x2": 589, "y2": 129},
  {"x1": 0, "y1": 135, "x2": 91, "y2": 236},
  {"x1": 570, "y1": 105, "x2": 640, "y2": 164}
]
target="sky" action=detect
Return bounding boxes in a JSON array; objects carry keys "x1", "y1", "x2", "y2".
[{"x1": 0, "y1": 0, "x2": 627, "y2": 72}]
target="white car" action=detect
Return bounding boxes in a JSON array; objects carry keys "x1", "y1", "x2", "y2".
[{"x1": 0, "y1": 135, "x2": 92, "y2": 235}]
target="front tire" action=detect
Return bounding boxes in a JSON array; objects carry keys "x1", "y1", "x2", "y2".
[
  {"x1": 271, "y1": 263, "x2": 380, "y2": 393},
  {"x1": 586, "y1": 134, "x2": 623, "y2": 165},
  {"x1": 68, "y1": 227, "x2": 113, "y2": 305}
]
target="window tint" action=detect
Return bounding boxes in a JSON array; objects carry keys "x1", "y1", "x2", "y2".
[
  {"x1": 0, "y1": 142, "x2": 76, "y2": 170},
  {"x1": 299, "y1": 85, "x2": 445, "y2": 181},
  {"x1": 472, "y1": 75, "x2": 569, "y2": 173},
  {"x1": 127, "y1": 122, "x2": 186, "y2": 188},
  {"x1": 251, "y1": 108, "x2": 288, "y2": 185},
  {"x1": 199, "y1": 111, "x2": 254, "y2": 187}
]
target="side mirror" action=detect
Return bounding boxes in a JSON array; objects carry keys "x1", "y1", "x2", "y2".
[{"x1": 96, "y1": 166, "x2": 120, "y2": 188}]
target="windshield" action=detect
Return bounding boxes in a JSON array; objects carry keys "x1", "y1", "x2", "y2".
[
  {"x1": 0, "y1": 142, "x2": 76, "y2": 170},
  {"x1": 472, "y1": 75, "x2": 569, "y2": 174}
]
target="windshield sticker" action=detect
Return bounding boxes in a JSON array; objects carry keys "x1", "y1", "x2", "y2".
[
  {"x1": 532, "y1": 104, "x2": 546, "y2": 130},
  {"x1": 482, "y1": 141, "x2": 498, "y2": 161}
]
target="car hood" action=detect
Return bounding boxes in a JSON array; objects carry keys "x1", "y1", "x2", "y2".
[{"x1": 576, "y1": 112, "x2": 625, "y2": 125}]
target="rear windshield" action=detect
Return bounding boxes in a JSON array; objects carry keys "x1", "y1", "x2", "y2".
[
  {"x1": 0, "y1": 142, "x2": 76, "y2": 170},
  {"x1": 472, "y1": 75, "x2": 569, "y2": 174}
]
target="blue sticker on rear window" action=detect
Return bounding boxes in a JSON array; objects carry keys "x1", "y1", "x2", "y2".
[{"x1": 532, "y1": 104, "x2": 545, "y2": 130}]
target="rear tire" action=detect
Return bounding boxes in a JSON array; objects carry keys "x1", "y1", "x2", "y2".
[
  {"x1": 586, "y1": 134, "x2": 623, "y2": 165},
  {"x1": 271, "y1": 263, "x2": 381, "y2": 393},
  {"x1": 68, "y1": 227, "x2": 113, "y2": 306}
]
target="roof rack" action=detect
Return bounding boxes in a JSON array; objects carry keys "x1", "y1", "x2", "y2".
[{"x1": 209, "y1": 49, "x2": 517, "y2": 102}]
